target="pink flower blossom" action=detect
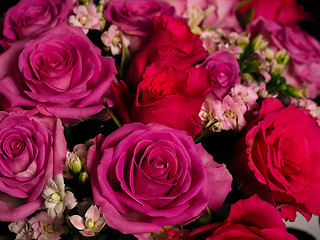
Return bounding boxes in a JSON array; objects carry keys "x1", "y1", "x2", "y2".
[
  {"x1": 69, "y1": 205, "x2": 107, "y2": 237},
  {"x1": 29, "y1": 212, "x2": 63, "y2": 240},
  {"x1": 201, "y1": 93, "x2": 247, "y2": 131},
  {"x1": 68, "y1": 4, "x2": 102, "y2": 34},
  {"x1": 101, "y1": 25, "x2": 131, "y2": 55},
  {"x1": 230, "y1": 84, "x2": 259, "y2": 110},
  {"x1": 219, "y1": 95, "x2": 247, "y2": 130}
]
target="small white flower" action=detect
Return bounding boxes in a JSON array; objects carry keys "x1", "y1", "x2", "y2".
[
  {"x1": 42, "y1": 174, "x2": 77, "y2": 219},
  {"x1": 8, "y1": 219, "x2": 33, "y2": 240}
]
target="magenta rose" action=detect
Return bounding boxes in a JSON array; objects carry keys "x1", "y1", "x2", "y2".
[
  {"x1": 237, "y1": 0, "x2": 310, "y2": 26},
  {"x1": 0, "y1": 24, "x2": 117, "y2": 125},
  {"x1": 87, "y1": 123, "x2": 232, "y2": 234},
  {"x1": 231, "y1": 98, "x2": 320, "y2": 221},
  {"x1": 247, "y1": 18, "x2": 320, "y2": 98},
  {"x1": 104, "y1": 0, "x2": 175, "y2": 36},
  {"x1": 200, "y1": 50, "x2": 241, "y2": 99},
  {"x1": 0, "y1": 112, "x2": 66, "y2": 222},
  {"x1": 2, "y1": 0, "x2": 74, "y2": 41},
  {"x1": 186, "y1": 195, "x2": 297, "y2": 240},
  {"x1": 103, "y1": 0, "x2": 175, "y2": 52}
]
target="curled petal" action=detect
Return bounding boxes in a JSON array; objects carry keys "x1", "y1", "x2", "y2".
[{"x1": 69, "y1": 215, "x2": 85, "y2": 230}]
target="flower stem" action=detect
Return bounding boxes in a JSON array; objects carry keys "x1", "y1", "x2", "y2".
[
  {"x1": 103, "y1": 98, "x2": 122, "y2": 128},
  {"x1": 194, "y1": 128, "x2": 209, "y2": 143}
]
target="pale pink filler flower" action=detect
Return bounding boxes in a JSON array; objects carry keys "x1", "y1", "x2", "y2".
[
  {"x1": 29, "y1": 212, "x2": 64, "y2": 240},
  {"x1": 69, "y1": 205, "x2": 107, "y2": 237},
  {"x1": 68, "y1": 4, "x2": 102, "y2": 34},
  {"x1": 8, "y1": 219, "x2": 33, "y2": 240},
  {"x1": 101, "y1": 25, "x2": 131, "y2": 55}
]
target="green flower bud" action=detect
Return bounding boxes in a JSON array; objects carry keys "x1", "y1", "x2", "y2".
[
  {"x1": 79, "y1": 171, "x2": 89, "y2": 185},
  {"x1": 68, "y1": 155, "x2": 83, "y2": 176},
  {"x1": 85, "y1": 218, "x2": 95, "y2": 229},
  {"x1": 237, "y1": 35, "x2": 250, "y2": 49},
  {"x1": 271, "y1": 63, "x2": 285, "y2": 75},
  {"x1": 99, "y1": 16, "x2": 106, "y2": 31},
  {"x1": 97, "y1": 4, "x2": 104, "y2": 13},
  {"x1": 252, "y1": 35, "x2": 268, "y2": 51},
  {"x1": 282, "y1": 54, "x2": 290, "y2": 66},
  {"x1": 265, "y1": 48, "x2": 275, "y2": 61},
  {"x1": 276, "y1": 49, "x2": 287, "y2": 63}
]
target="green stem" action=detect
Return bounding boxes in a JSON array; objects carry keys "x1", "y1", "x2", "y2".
[
  {"x1": 194, "y1": 128, "x2": 209, "y2": 144},
  {"x1": 103, "y1": 99, "x2": 122, "y2": 128}
]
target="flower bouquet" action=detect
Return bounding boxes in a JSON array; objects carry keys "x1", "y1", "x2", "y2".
[{"x1": 0, "y1": 0, "x2": 320, "y2": 239}]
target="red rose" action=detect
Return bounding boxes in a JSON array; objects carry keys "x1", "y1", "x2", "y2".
[
  {"x1": 114, "y1": 15, "x2": 212, "y2": 138},
  {"x1": 181, "y1": 195, "x2": 297, "y2": 240},
  {"x1": 237, "y1": 0, "x2": 311, "y2": 25},
  {"x1": 126, "y1": 15, "x2": 209, "y2": 90},
  {"x1": 231, "y1": 98, "x2": 320, "y2": 221}
]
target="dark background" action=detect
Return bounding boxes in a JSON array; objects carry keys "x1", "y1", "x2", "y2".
[{"x1": 297, "y1": 0, "x2": 320, "y2": 40}]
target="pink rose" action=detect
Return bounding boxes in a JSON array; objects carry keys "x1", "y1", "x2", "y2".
[
  {"x1": 115, "y1": 15, "x2": 212, "y2": 138},
  {"x1": 3, "y1": 0, "x2": 74, "y2": 41},
  {"x1": 104, "y1": 0, "x2": 175, "y2": 36},
  {"x1": 184, "y1": 195, "x2": 297, "y2": 240},
  {"x1": 103, "y1": 0, "x2": 175, "y2": 52},
  {"x1": 0, "y1": 112, "x2": 66, "y2": 222},
  {"x1": 200, "y1": 50, "x2": 241, "y2": 99},
  {"x1": 0, "y1": 24, "x2": 117, "y2": 125},
  {"x1": 237, "y1": 0, "x2": 310, "y2": 25},
  {"x1": 247, "y1": 18, "x2": 320, "y2": 98},
  {"x1": 231, "y1": 98, "x2": 320, "y2": 221},
  {"x1": 87, "y1": 123, "x2": 232, "y2": 234}
]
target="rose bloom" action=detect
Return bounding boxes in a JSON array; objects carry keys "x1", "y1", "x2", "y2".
[
  {"x1": 162, "y1": 0, "x2": 240, "y2": 31},
  {"x1": 103, "y1": 0, "x2": 175, "y2": 52},
  {"x1": 2, "y1": 0, "x2": 74, "y2": 41},
  {"x1": 173, "y1": 195, "x2": 297, "y2": 240},
  {"x1": 0, "y1": 24, "x2": 117, "y2": 125},
  {"x1": 237, "y1": 0, "x2": 310, "y2": 25},
  {"x1": 87, "y1": 123, "x2": 232, "y2": 235},
  {"x1": 114, "y1": 15, "x2": 212, "y2": 138},
  {"x1": 200, "y1": 50, "x2": 241, "y2": 100},
  {"x1": 247, "y1": 18, "x2": 320, "y2": 98},
  {"x1": 231, "y1": 98, "x2": 320, "y2": 221},
  {"x1": 104, "y1": 0, "x2": 175, "y2": 36},
  {"x1": 0, "y1": 112, "x2": 66, "y2": 222}
]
